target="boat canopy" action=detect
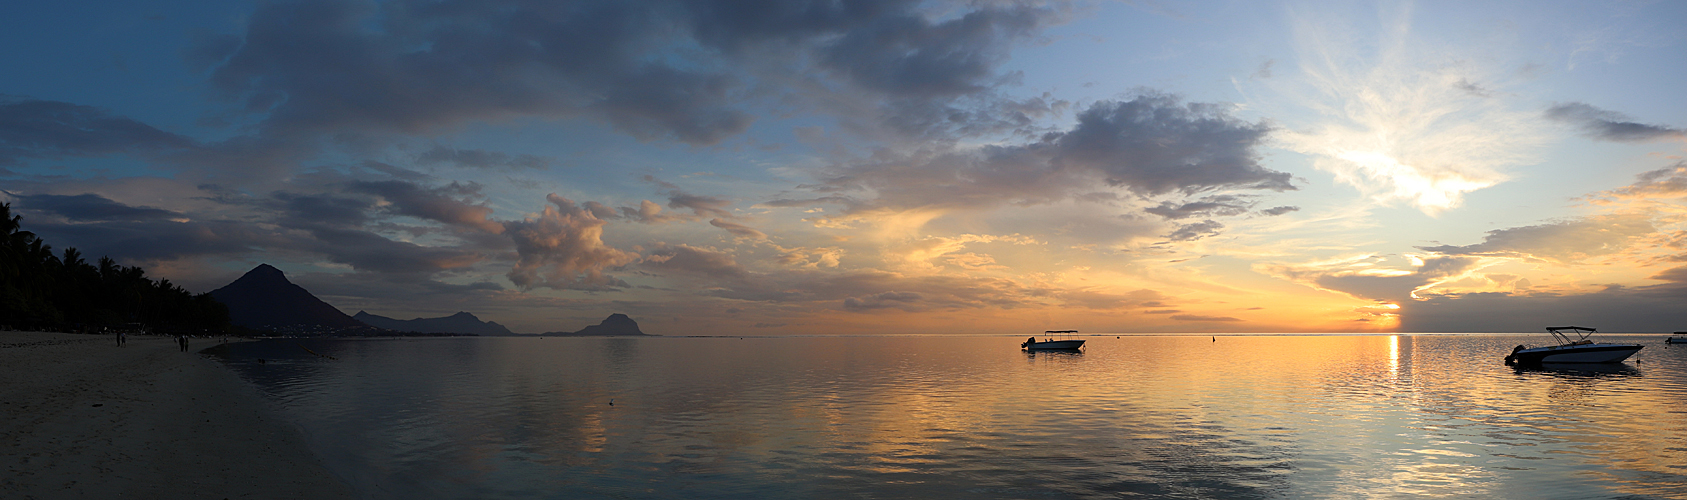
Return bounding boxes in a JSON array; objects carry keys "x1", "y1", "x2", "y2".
[
  {"x1": 1044, "y1": 330, "x2": 1078, "y2": 333},
  {"x1": 1545, "y1": 326, "x2": 1598, "y2": 345}
]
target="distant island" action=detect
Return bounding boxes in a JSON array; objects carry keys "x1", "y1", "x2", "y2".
[
  {"x1": 354, "y1": 311, "x2": 513, "y2": 336},
  {"x1": 541, "y1": 313, "x2": 647, "y2": 336}
]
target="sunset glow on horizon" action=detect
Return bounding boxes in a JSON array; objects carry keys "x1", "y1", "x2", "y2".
[{"x1": 3, "y1": 0, "x2": 1683, "y2": 335}]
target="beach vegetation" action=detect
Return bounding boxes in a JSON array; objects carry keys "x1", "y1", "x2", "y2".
[{"x1": 0, "y1": 203, "x2": 230, "y2": 333}]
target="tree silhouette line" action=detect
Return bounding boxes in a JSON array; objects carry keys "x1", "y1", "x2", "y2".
[{"x1": 1, "y1": 202, "x2": 229, "y2": 333}]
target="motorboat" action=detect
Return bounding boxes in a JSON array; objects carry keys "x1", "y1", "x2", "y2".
[
  {"x1": 1504, "y1": 326, "x2": 1643, "y2": 365},
  {"x1": 1023, "y1": 330, "x2": 1085, "y2": 350},
  {"x1": 1667, "y1": 332, "x2": 1687, "y2": 344}
]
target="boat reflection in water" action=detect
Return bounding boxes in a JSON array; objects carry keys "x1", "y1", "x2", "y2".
[{"x1": 1512, "y1": 362, "x2": 1640, "y2": 378}]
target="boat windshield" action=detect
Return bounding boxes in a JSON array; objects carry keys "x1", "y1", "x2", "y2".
[{"x1": 1544, "y1": 326, "x2": 1597, "y2": 345}]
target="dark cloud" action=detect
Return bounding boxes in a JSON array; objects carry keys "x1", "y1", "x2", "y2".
[
  {"x1": 416, "y1": 145, "x2": 551, "y2": 170},
  {"x1": 1260, "y1": 205, "x2": 1299, "y2": 216},
  {"x1": 1145, "y1": 195, "x2": 1252, "y2": 220},
  {"x1": 504, "y1": 194, "x2": 638, "y2": 290},
  {"x1": 1598, "y1": 163, "x2": 1687, "y2": 200},
  {"x1": 12, "y1": 193, "x2": 182, "y2": 222},
  {"x1": 806, "y1": 94, "x2": 1291, "y2": 215},
  {"x1": 1650, "y1": 265, "x2": 1687, "y2": 283},
  {"x1": 815, "y1": 5, "x2": 1050, "y2": 98},
  {"x1": 642, "y1": 243, "x2": 751, "y2": 281},
  {"x1": 347, "y1": 180, "x2": 504, "y2": 233},
  {"x1": 0, "y1": 98, "x2": 195, "y2": 165},
  {"x1": 1170, "y1": 314, "x2": 1241, "y2": 322},
  {"x1": 24, "y1": 217, "x2": 266, "y2": 263},
  {"x1": 709, "y1": 218, "x2": 768, "y2": 240},
  {"x1": 273, "y1": 192, "x2": 375, "y2": 228},
  {"x1": 1053, "y1": 94, "x2": 1289, "y2": 195},
  {"x1": 1453, "y1": 78, "x2": 1492, "y2": 98},
  {"x1": 1545, "y1": 102, "x2": 1686, "y2": 143},
  {"x1": 1165, "y1": 220, "x2": 1224, "y2": 242},
  {"x1": 641, "y1": 175, "x2": 735, "y2": 219},
  {"x1": 294, "y1": 225, "x2": 484, "y2": 274},
  {"x1": 842, "y1": 291, "x2": 924, "y2": 311},
  {"x1": 1397, "y1": 283, "x2": 1687, "y2": 333},
  {"x1": 1416, "y1": 214, "x2": 1654, "y2": 263},
  {"x1": 1263, "y1": 255, "x2": 1478, "y2": 304},
  {"x1": 198, "y1": 0, "x2": 1070, "y2": 146}
]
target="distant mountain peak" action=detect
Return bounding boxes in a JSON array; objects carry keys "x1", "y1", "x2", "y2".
[
  {"x1": 541, "y1": 313, "x2": 646, "y2": 336},
  {"x1": 232, "y1": 263, "x2": 289, "y2": 284},
  {"x1": 353, "y1": 310, "x2": 511, "y2": 336},
  {"x1": 211, "y1": 264, "x2": 365, "y2": 330}
]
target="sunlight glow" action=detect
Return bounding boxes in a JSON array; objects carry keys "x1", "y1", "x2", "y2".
[{"x1": 1269, "y1": 4, "x2": 1548, "y2": 216}]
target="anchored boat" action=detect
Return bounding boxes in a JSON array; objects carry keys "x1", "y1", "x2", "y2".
[
  {"x1": 1504, "y1": 326, "x2": 1643, "y2": 365},
  {"x1": 1667, "y1": 332, "x2": 1686, "y2": 344},
  {"x1": 1023, "y1": 330, "x2": 1085, "y2": 351}
]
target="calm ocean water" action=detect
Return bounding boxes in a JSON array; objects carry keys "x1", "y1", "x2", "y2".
[{"x1": 213, "y1": 335, "x2": 1687, "y2": 499}]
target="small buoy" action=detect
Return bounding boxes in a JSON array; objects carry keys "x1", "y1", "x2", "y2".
[{"x1": 609, "y1": 399, "x2": 614, "y2": 406}]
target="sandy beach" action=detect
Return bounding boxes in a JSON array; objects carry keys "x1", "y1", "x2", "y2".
[{"x1": 0, "y1": 331, "x2": 356, "y2": 499}]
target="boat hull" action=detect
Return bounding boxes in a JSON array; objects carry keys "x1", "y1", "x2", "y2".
[
  {"x1": 1025, "y1": 340, "x2": 1085, "y2": 350},
  {"x1": 1507, "y1": 344, "x2": 1642, "y2": 365},
  {"x1": 1667, "y1": 338, "x2": 1687, "y2": 344}
]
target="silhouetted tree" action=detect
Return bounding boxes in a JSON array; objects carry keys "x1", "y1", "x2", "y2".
[{"x1": 0, "y1": 203, "x2": 229, "y2": 332}]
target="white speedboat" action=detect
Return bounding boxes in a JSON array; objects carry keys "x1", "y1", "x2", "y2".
[
  {"x1": 1504, "y1": 326, "x2": 1642, "y2": 365},
  {"x1": 1023, "y1": 330, "x2": 1085, "y2": 350}
]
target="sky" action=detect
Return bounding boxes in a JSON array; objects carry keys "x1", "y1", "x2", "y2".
[{"x1": 3, "y1": 0, "x2": 1685, "y2": 335}]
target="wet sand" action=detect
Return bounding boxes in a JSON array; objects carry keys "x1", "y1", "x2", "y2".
[{"x1": 0, "y1": 331, "x2": 356, "y2": 499}]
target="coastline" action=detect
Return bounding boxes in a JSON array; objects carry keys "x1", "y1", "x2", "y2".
[{"x1": 0, "y1": 331, "x2": 356, "y2": 499}]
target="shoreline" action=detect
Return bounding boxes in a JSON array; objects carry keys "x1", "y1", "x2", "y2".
[{"x1": 0, "y1": 331, "x2": 356, "y2": 499}]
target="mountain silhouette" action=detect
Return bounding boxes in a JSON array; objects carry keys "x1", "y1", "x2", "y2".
[
  {"x1": 543, "y1": 313, "x2": 647, "y2": 336},
  {"x1": 210, "y1": 264, "x2": 366, "y2": 330},
  {"x1": 353, "y1": 311, "x2": 513, "y2": 336}
]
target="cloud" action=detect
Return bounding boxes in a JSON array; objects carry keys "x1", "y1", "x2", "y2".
[
  {"x1": 10, "y1": 193, "x2": 183, "y2": 222},
  {"x1": 504, "y1": 194, "x2": 638, "y2": 290},
  {"x1": 709, "y1": 218, "x2": 768, "y2": 240},
  {"x1": 293, "y1": 225, "x2": 484, "y2": 274},
  {"x1": 1397, "y1": 284, "x2": 1687, "y2": 333},
  {"x1": 842, "y1": 291, "x2": 924, "y2": 311},
  {"x1": 1592, "y1": 163, "x2": 1687, "y2": 201},
  {"x1": 1271, "y1": 6, "x2": 1549, "y2": 215},
  {"x1": 1145, "y1": 195, "x2": 1253, "y2": 220},
  {"x1": 0, "y1": 98, "x2": 195, "y2": 165},
  {"x1": 1259, "y1": 254, "x2": 1479, "y2": 304},
  {"x1": 1171, "y1": 314, "x2": 1241, "y2": 322},
  {"x1": 1545, "y1": 103, "x2": 1686, "y2": 143},
  {"x1": 1165, "y1": 220, "x2": 1224, "y2": 242},
  {"x1": 347, "y1": 180, "x2": 504, "y2": 233},
  {"x1": 1651, "y1": 265, "x2": 1687, "y2": 283},
  {"x1": 1053, "y1": 95, "x2": 1289, "y2": 195},
  {"x1": 415, "y1": 145, "x2": 551, "y2": 170},
  {"x1": 1416, "y1": 214, "x2": 1655, "y2": 264},
  {"x1": 643, "y1": 175, "x2": 735, "y2": 219},
  {"x1": 1260, "y1": 206, "x2": 1299, "y2": 216},
  {"x1": 806, "y1": 94, "x2": 1290, "y2": 217},
  {"x1": 198, "y1": 0, "x2": 1071, "y2": 147}
]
